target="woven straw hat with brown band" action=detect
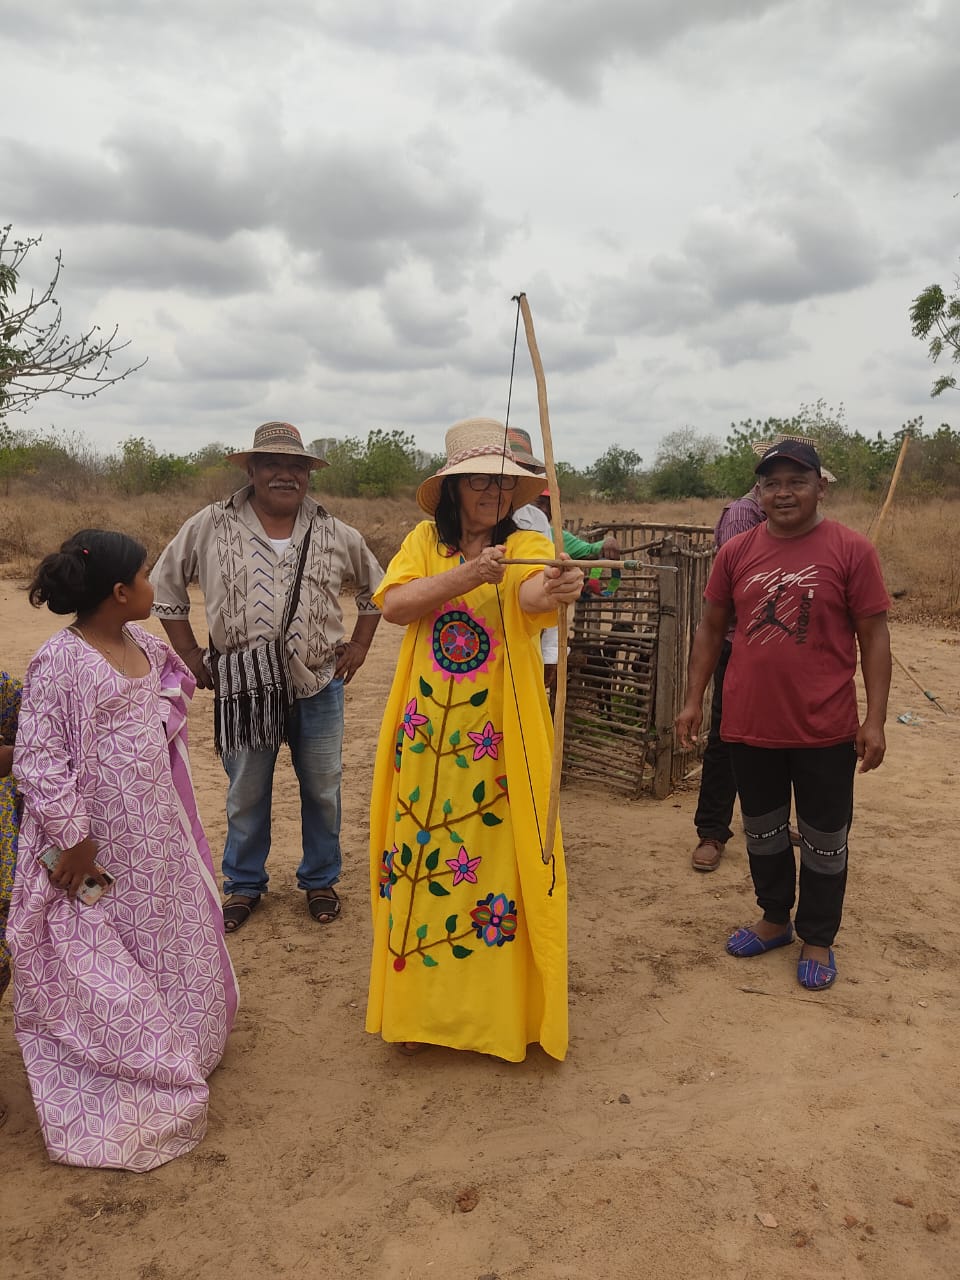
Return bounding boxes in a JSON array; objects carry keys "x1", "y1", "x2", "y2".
[
  {"x1": 227, "y1": 421, "x2": 328, "y2": 470},
  {"x1": 505, "y1": 426, "x2": 545, "y2": 471},
  {"x1": 752, "y1": 433, "x2": 837, "y2": 484},
  {"x1": 416, "y1": 418, "x2": 548, "y2": 516}
]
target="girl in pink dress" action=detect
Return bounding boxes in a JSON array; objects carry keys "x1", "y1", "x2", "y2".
[{"x1": 9, "y1": 529, "x2": 238, "y2": 1171}]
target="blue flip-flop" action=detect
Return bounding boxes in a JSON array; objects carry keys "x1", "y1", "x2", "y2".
[
  {"x1": 726, "y1": 923, "x2": 794, "y2": 958},
  {"x1": 797, "y1": 948, "x2": 837, "y2": 990}
]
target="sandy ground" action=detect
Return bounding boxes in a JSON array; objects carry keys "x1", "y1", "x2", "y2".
[{"x1": 2, "y1": 584, "x2": 959, "y2": 1280}]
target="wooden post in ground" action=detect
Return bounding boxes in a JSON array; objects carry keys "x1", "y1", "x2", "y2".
[
  {"x1": 653, "y1": 537, "x2": 679, "y2": 799},
  {"x1": 871, "y1": 433, "x2": 910, "y2": 543}
]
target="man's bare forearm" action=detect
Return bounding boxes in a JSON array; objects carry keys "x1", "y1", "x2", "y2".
[{"x1": 160, "y1": 618, "x2": 213, "y2": 689}]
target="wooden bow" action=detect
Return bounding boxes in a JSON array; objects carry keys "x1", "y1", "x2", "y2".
[{"x1": 514, "y1": 292, "x2": 566, "y2": 865}]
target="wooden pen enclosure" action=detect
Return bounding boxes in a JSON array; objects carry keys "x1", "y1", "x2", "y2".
[{"x1": 561, "y1": 524, "x2": 716, "y2": 798}]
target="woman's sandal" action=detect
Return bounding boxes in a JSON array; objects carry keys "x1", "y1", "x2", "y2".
[
  {"x1": 222, "y1": 894, "x2": 261, "y2": 934},
  {"x1": 306, "y1": 887, "x2": 341, "y2": 925}
]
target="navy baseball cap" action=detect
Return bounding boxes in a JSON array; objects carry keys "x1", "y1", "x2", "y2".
[{"x1": 755, "y1": 440, "x2": 822, "y2": 476}]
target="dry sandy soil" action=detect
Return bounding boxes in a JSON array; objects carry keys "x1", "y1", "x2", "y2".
[{"x1": 2, "y1": 586, "x2": 958, "y2": 1280}]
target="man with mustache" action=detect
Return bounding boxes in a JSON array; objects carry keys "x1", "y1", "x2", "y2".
[{"x1": 151, "y1": 422, "x2": 382, "y2": 933}]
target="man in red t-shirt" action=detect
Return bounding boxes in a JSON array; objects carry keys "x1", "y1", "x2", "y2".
[{"x1": 676, "y1": 440, "x2": 891, "y2": 990}]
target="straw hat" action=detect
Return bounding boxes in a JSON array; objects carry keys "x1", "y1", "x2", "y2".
[
  {"x1": 505, "y1": 426, "x2": 545, "y2": 471},
  {"x1": 416, "y1": 418, "x2": 548, "y2": 516},
  {"x1": 752, "y1": 433, "x2": 836, "y2": 483},
  {"x1": 227, "y1": 421, "x2": 328, "y2": 470}
]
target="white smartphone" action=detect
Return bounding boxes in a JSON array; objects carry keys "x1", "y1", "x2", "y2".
[{"x1": 38, "y1": 847, "x2": 115, "y2": 905}]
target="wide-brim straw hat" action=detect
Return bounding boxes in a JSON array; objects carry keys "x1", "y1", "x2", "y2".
[
  {"x1": 227, "y1": 421, "x2": 328, "y2": 470},
  {"x1": 752, "y1": 433, "x2": 836, "y2": 483},
  {"x1": 505, "y1": 426, "x2": 545, "y2": 471},
  {"x1": 416, "y1": 418, "x2": 548, "y2": 516}
]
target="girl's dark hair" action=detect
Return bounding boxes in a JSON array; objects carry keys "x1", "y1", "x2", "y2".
[
  {"x1": 434, "y1": 477, "x2": 518, "y2": 553},
  {"x1": 28, "y1": 529, "x2": 147, "y2": 616}
]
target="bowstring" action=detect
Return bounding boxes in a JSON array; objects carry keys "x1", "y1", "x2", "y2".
[{"x1": 493, "y1": 296, "x2": 552, "y2": 889}]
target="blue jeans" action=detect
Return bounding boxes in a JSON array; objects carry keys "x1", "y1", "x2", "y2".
[{"x1": 221, "y1": 679, "x2": 344, "y2": 898}]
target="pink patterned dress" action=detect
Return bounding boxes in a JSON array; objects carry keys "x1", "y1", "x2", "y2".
[{"x1": 9, "y1": 625, "x2": 238, "y2": 1171}]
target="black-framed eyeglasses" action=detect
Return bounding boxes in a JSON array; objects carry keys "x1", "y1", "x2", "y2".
[{"x1": 464, "y1": 474, "x2": 519, "y2": 492}]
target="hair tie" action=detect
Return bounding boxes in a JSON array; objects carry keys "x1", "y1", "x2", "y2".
[{"x1": 80, "y1": 548, "x2": 89, "y2": 556}]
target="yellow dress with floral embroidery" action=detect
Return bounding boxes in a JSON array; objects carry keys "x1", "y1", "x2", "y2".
[{"x1": 365, "y1": 522, "x2": 568, "y2": 1062}]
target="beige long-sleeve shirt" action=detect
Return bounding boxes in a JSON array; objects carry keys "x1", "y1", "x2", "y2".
[{"x1": 151, "y1": 487, "x2": 383, "y2": 699}]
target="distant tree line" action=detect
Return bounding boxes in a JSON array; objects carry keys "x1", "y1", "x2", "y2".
[{"x1": 0, "y1": 403, "x2": 957, "y2": 502}]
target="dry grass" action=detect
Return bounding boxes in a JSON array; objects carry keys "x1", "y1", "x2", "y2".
[{"x1": 0, "y1": 488, "x2": 956, "y2": 625}]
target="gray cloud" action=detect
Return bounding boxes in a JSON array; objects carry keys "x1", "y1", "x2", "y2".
[
  {"x1": 67, "y1": 228, "x2": 271, "y2": 297},
  {"x1": 587, "y1": 181, "x2": 880, "y2": 363},
  {"x1": 496, "y1": 0, "x2": 790, "y2": 97},
  {"x1": 0, "y1": 126, "x2": 510, "y2": 292},
  {"x1": 174, "y1": 327, "x2": 311, "y2": 382},
  {"x1": 690, "y1": 307, "x2": 808, "y2": 366},
  {"x1": 0, "y1": 0, "x2": 318, "y2": 47},
  {"x1": 380, "y1": 283, "x2": 472, "y2": 349},
  {"x1": 828, "y1": 43, "x2": 960, "y2": 175}
]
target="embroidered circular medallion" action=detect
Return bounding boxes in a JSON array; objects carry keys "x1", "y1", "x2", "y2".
[{"x1": 432, "y1": 610, "x2": 491, "y2": 675}]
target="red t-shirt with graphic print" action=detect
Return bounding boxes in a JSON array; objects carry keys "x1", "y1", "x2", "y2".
[{"x1": 704, "y1": 518, "x2": 890, "y2": 748}]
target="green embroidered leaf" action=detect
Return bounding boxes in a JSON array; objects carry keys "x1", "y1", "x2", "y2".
[
  {"x1": 409, "y1": 741, "x2": 427, "y2": 754},
  {"x1": 419, "y1": 676, "x2": 433, "y2": 697},
  {"x1": 425, "y1": 721, "x2": 434, "y2": 737},
  {"x1": 422, "y1": 954, "x2": 439, "y2": 967},
  {"x1": 408, "y1": 785, "x2": 421, "y2": 803},
  {"x1": 449, "y1": 728, "x2": 461, "y2": 746},
  {"x1": 469, "y1": 689, "x2": 488, "y2": 707},
  {"x1": 415, "y1": 923, "x2": 428, "y2": 940},
  {"x1": 481, "y1": 812, "x2": 503, "y2": 826},
  {"x1": 472, "y1": 780, "x2": 485, "y2": 804},
  {"x1": 400, "y1": 844, "x2": 413, "y2": 867},
  {"x1": 454, "y1": 754, "x2": 468, "y2": 769},
  {"x1": 442, "y1": 798, "x2": 453, "y2": 814},
  {"x1": 388, "y1": 914, "x2": 394, "y2": 931},
  {"x1": 428, "y1": 881, "x2": 450, "y2": 897},
  {"x1": 452, "y1": 945, "x2": 473, "y2": 959},
  {"x1": 444, "y1": 914, "x2": 458, "y2": 933},
  {"x1": 450, "y1": 831, "x2": 463, "y2": 842},
  {"x1": 425, "y1": 848, "x2": 440, "y2": 871}
]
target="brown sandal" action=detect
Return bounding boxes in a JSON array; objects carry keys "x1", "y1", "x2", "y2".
[
  {"x1": 306, "y1": 887, "x2": 341, "y2": 924},
  {"x1": 223, "y1": 894, "x2": 261, "y2": 933}
]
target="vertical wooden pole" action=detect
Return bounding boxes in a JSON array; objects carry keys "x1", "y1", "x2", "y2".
[
  {"x1": 653, "y1": 538, "x2": 678, "y2": 799},
  {"x1": 871, "y1": 433, "x2": 910, "y2": 544}
]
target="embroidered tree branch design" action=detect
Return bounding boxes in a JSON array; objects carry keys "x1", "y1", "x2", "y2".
[{"x1": 383, "y1": 672, "x2": 511, "y2": 970}]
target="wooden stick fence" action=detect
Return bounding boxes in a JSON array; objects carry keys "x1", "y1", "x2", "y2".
[{"x1": 561, "y1": 529, "x2": 716, "y2": 798}]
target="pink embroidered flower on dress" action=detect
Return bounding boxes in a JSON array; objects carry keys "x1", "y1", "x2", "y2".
[
  {"x1": 445, "y1": 845, "x2": 482, "y2": 886},
  {"x1": 400, "y1": 697, "x2": 428, "y2": 740},
  {"x1": 467, "y1": 720, "x2": 503, "y2": 761}
]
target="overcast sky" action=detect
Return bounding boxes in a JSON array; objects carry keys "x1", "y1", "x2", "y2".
[{"x1": 2, "y1": 0, "x2": 957, "y2": 468}]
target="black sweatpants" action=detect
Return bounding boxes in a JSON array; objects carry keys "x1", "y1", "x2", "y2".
[
  {"x1": 693, "y1": 640, "x2": 736, "y2": 843},
  {"x1": 728, "y1": 741, "x2": 857, "y2": 948}
]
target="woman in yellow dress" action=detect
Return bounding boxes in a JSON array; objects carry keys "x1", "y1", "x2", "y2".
[{"x1": 366, "y1": 419, "x2": 583, "y2": 1061}]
